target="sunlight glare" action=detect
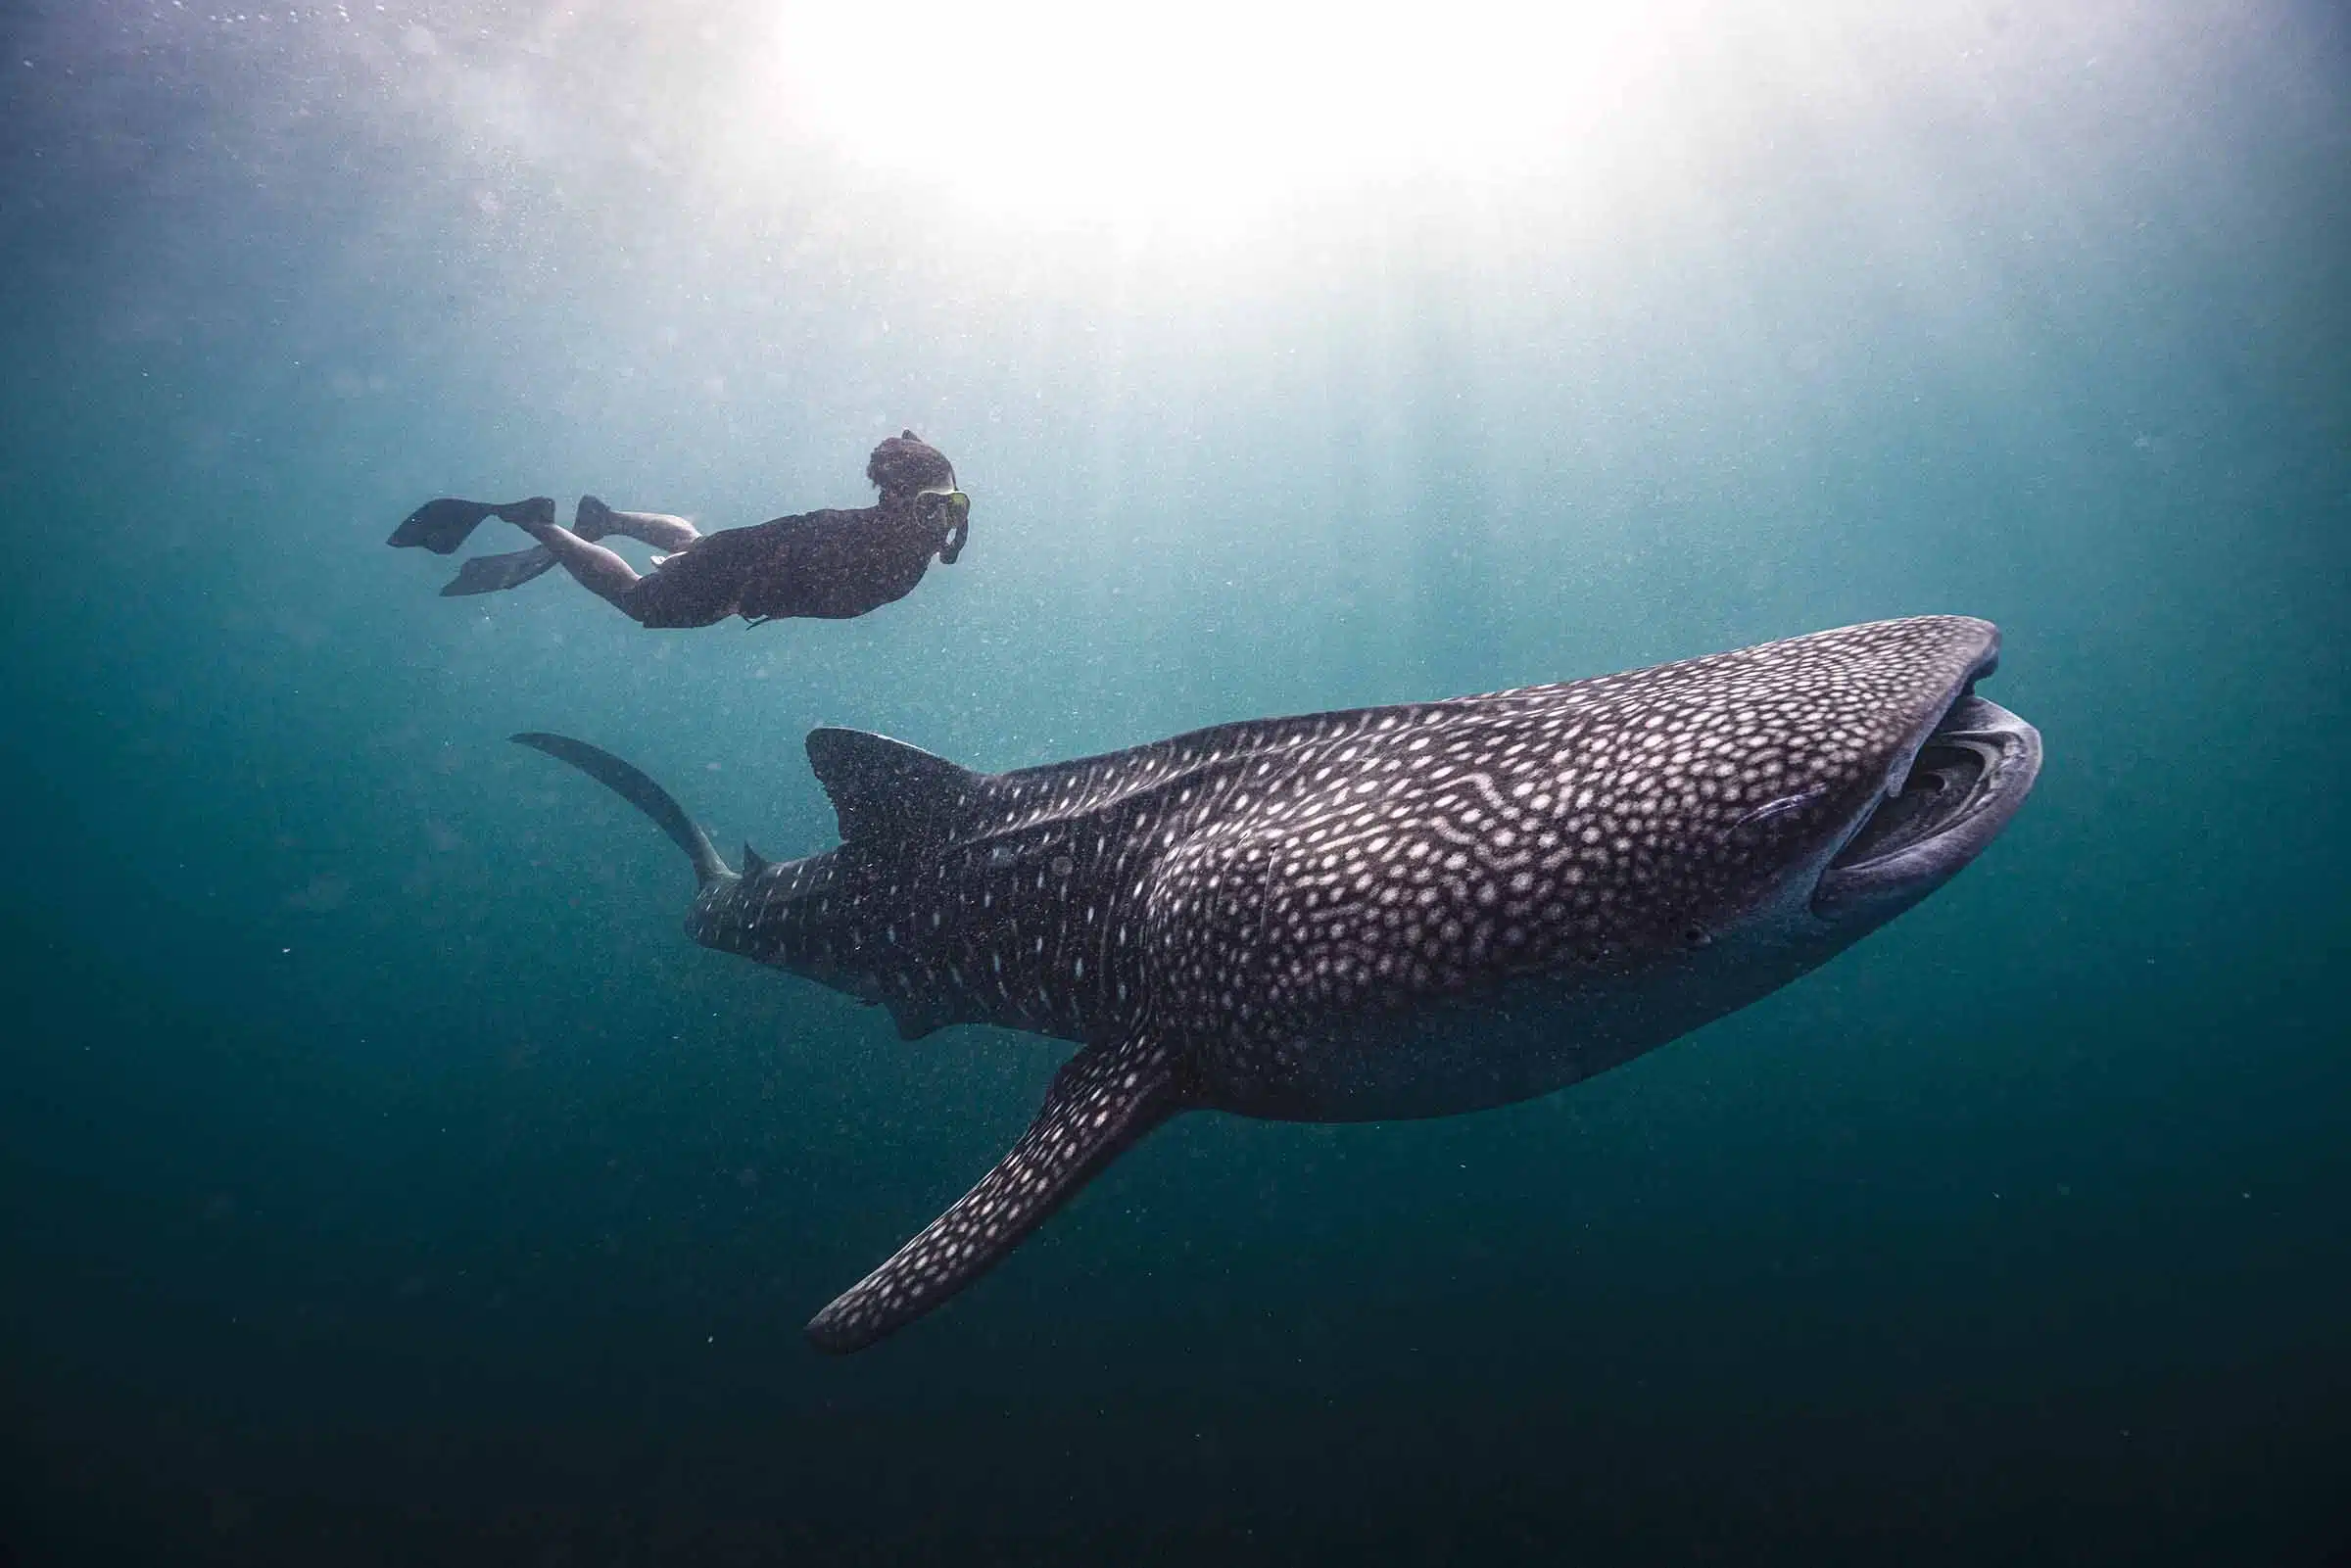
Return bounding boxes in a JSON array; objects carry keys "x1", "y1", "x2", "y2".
[{"x1": 767, "y1": 1, "x2": 1702, "y2": 235}]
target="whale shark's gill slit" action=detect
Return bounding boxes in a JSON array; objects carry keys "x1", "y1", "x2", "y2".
[{"x1": 1733, "y1": 787, "x2": 1825, "y2": 832}]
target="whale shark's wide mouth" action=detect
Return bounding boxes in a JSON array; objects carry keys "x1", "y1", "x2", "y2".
[{"x1": 1811, "y1": 676, "x2": 2042, "y2": 919}]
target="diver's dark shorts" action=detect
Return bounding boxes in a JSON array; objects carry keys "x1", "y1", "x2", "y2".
[{"x1": 618, "y1": 518, "x2": 793, "y2": 629}]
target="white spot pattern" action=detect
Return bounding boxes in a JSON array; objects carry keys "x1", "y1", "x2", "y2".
[
  {"x1": 680, "y1": 617, "x2": 1999, "y2": 1348},
  {"x1": 804, "y1": 1030, "x2": 1179, "y2": 1353}
]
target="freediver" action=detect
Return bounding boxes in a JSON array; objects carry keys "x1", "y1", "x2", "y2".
[{"x1": 386, "y1": 431, "x2": 971, "y2": 630}]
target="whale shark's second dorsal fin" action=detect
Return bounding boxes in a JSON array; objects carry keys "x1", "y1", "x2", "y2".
[
  {"x1": 804, "y1": 1029, "x2": 1187, "y2": 1353},
  {"x1": 805, "y1": 728, "x2": 979, "y2": 847}
]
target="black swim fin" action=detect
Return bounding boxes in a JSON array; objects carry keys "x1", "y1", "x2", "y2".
[
  {"x1": 441, "y1": 546, "x2": 557, "y2": 596},
  {"x1": 388, "y1": 497, "x2": 550, "y2": 555}
]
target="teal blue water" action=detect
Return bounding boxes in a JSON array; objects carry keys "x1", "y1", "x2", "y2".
[{"x1": 3, "y1": 3, "x2": 2346, "y2": 1562}]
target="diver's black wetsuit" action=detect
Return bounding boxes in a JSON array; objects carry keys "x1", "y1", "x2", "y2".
[
  {"x1": 623, "y1": 496, "x2": 969, "y2": 629},
  {"x1": 388, "y1": 432, "x2": 970, "y2": 631}
]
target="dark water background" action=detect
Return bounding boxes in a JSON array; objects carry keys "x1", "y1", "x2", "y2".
[{"x1": 3, "y1": 2, "x2": 2347, "y2": 1562}]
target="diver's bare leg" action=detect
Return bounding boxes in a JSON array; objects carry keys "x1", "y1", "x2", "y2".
[
  {"x1": 502, "y1": 500, "x2": 647, "y2": 611},
  {"x1": 577, "y1": 495, "x2": 701, "y2": 553},
  {"x1": 441, "y1": 497, "x2": 703, "y2": 596}
]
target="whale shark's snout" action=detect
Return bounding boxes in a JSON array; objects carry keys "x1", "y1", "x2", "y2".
[{"x1": 1799, "y1": 620, "x2": 2042, "y2": 922}]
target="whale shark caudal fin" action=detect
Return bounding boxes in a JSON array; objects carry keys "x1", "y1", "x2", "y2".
[
  {"x1": 510, "y1": 733, "x2": 733, "y2": 890},
  {"x1": 805, "y1": 1030, "x2": 1186, "y2": 1354},
  {"x1": 804, "y1": 728, "x2": 981, "y2": 846}
]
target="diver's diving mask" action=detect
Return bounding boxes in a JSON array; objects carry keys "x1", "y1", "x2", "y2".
[{"x1": 921, "y1": 485, "x2": 971, "y2": 562}]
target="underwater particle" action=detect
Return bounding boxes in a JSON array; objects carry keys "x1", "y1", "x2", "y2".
[{"x1": 282, "y1": 874, "x2": 350, "y2": 913}]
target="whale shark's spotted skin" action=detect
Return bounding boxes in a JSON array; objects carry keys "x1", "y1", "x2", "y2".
[{"x1": 518, "y1": 616, "x2": 2041, "y2": 1352}]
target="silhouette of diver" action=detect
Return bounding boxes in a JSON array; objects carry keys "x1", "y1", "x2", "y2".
[{"x1": 387, "y1": 432, "x2": 970, "y2": 629}]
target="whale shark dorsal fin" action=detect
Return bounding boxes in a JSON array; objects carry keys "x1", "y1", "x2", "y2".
[
  {"x1": 804, "y1": 727, "x2": 979, "y2": 846},
  {"x1": 805, "y1": 1031, "x2": 1186, "y2": 1354},
  {"x1": 743, "y1": 843, "x2": 770, "y2": 877}
]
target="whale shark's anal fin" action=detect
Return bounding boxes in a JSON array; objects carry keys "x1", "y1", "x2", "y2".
[
  {"x1": 805, "y1": 1031, "x2": 1185, "y2": 1354},
  {"x1": 805, "y1": 728, "x2": 980, "y2": 847}
]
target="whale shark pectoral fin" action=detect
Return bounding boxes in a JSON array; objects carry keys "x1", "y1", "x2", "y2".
[
  {"x1": 804, "y1": 728, "x2": 981, "y2": 846},
  {"x1": 805, "y1": 1031, "x2": 1185, "y2": 1354}
]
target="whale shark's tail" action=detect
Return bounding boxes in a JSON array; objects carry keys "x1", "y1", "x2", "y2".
[{"x1": 511, "y1": 733, "x2": 733, "y2": 889}]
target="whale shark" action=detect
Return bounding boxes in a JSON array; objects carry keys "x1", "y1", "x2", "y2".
[{"x1": 513, "y1": 615, "x2": 2040, "y2": 1352}]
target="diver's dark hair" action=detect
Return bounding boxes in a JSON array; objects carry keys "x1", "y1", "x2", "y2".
[{"x1": 868, "y1": 430, "x2": 956, "y2": 499}]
